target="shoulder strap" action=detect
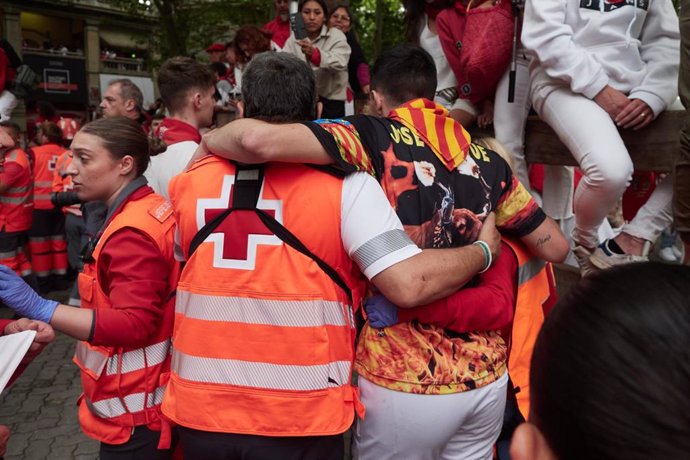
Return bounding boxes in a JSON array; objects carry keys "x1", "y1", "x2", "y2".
[
  {"x1": 188, "y1": 164, "x2": 352, "y2": 302},
  {"x1": 0, "y1": 39, "x2": 22, "y2": 68}
]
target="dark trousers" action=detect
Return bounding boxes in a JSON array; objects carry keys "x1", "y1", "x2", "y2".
[
  {"x1": 319, "y1": 97, "x2": 345, "y2": 119},
  {"x1": 178, "y1": 426, "x2": 344, "y2": 460},
  {"x1": 64, "y1": 212, "x2": 87, "y2": 271},
  {"x1": 677, "y1": 0, "x2": 690, "y2": 245},
  {"x1": 99, "y1": 426, "x2": 175, "y2": 460}
]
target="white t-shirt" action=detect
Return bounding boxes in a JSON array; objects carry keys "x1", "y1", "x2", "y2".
[
  {"x1": 145, "y1": 140, "x2": 198, "y2": 201},
  {"x1": 341, "y1": 172, "x2": 421, "y2": 279},
  {"x1": 419, "y1": 15, "x2": 457, "y2": 93}
]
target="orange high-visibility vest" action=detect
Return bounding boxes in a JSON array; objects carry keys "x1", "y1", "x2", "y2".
[
  {"x1": 32, "y1": 143, "x2": 66, "y2": 210},
  {"x1": 73, "y1": 192, "x2": 178, "y2": 445},
  {"x1": 163, "y1": 156, "x2": 367, "y2": 437},
  {"x1": 51, "y1": 151, "x2": 81, "y2": 217},
  {"x1": 503, "y1": 237, "x2": 556, "y2": 419},
  {"x1": 0, "y1": 148, "x2": 33, "y2": 233}
]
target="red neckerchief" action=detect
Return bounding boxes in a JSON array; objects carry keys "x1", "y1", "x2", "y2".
[{"x1": 156, "y1": 118, "x2": 201, "y2": 146}]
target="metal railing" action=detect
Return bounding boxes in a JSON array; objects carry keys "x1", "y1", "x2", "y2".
[{"x1": 100, "y1": 56, "x2": 148, "y2": 75}]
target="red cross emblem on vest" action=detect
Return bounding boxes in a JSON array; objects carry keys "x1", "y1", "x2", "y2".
[
  {"x1": 196, "y1": 174, "x2": 283, "y2": 270},
  {"x1": 49, "y1": 155, "x2": 59, "y2": 171}
]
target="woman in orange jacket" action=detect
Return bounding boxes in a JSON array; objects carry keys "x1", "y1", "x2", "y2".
[{"x1": 0, "y1": 116, "x2": 178, "y2": 459}]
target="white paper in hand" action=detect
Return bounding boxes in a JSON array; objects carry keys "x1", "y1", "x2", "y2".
[{"x1": 0, "y1": 330, "x2": 37, "y2": 394}]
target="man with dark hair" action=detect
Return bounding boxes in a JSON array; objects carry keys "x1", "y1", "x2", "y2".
[
  {"x1": 200, "y1": 43, "x2": 569, "y2": 458},
  {"x1": 162, "y1": 51, "x2": 503, "y2": 460},
  {"x1": 144, "y1": 56, "x2": 216, "y2": 199},
  {"x1": 99, "y1": 78, "x2": 146, "y2": 124}
]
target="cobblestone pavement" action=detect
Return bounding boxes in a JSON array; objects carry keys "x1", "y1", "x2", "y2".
[
  {"x1": 1, "y1": 309, "x2": 99, "y2": 460},
  {"x1": 0, "y1": 313, "x2": 354, "y2": 460}
]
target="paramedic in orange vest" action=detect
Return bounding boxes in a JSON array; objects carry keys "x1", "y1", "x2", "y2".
[
  {"x1": 0, "y1": 116, "x2": 179, "y2": 460},
  {"x1": 164, "y1": 52, "x2": 501, "y2": 460},
  {"x1": 0, "y1": 121, "x2": 34, "y2": 285},
  {"x1": 27, "y1": 121, "x2": 69, "y2": 292}
]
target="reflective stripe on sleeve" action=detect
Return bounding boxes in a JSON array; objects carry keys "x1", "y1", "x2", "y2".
[
  {"x1": 172, "y1": 348, "x2": 352, "y2": 391},
  {"x1": 351, "y1": 229, "x2": 414, "y2": 271}
]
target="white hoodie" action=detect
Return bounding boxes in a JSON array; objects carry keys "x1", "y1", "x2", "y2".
[{"x1": 523, "y1": 0, "x2": 679, "y2": 116}]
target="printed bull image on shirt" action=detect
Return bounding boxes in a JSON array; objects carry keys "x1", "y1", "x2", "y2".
[{"x1": 309, "y1": 107, "x2": 544, "y2": 394}]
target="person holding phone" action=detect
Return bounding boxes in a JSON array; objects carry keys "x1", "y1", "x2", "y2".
[{"x1": 282, "y1": 0, "x2": 351, "y2": 118}]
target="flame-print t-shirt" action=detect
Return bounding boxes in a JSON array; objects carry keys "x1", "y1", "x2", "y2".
[{"x1": 302, "y1": 98, "x2": 545, "y2": 394}]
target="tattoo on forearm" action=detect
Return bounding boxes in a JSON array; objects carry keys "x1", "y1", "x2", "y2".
[{"x1": 537, "y1": 234, "x2": 552, "y2": 248}]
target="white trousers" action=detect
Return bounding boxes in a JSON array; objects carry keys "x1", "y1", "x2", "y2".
[
  {"x1": 494, "y1": 51, "x2": 532, "y2": 193},
  {"x1": 623, "y1": 173, "x2": 674, "y2": 241},
  {"x1": 353, "y1": 373, "x2": 508, "y2": 460},
  {"x1": 536, "y1": 87, "x2": 674, "y2": 246},
  {"x1": 0, "y1": 90, "x2": 18, "y2": 122},
  {"x1": 535, "y1": 87, "x2": 635, "y2": 248}
]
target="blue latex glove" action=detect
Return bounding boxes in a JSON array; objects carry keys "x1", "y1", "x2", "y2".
[
  {"x1": 365, "y1": 294, "x2": 399, "y2": 329},
  {"x1": 0, "y1": 265, "x2": 58, "y2": 323}
]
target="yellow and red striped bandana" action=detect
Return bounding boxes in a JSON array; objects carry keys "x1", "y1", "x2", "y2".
[{"x1": 388, "y1": 98, "x2": 471, "y2": 171}]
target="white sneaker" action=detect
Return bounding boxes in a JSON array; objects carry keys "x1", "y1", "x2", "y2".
[
  {"x1": 671, "y1": 245, "x2": 683, "y2": 259},
  {"x1": 572, "y1": 245, "x2": 597, "y2": 276},
  {"x1": 658, "y1": 246, "x2": 679, "y2": 263},
  {"x1": 590, "y1": 240, "x2": 651, "y2": 270}
]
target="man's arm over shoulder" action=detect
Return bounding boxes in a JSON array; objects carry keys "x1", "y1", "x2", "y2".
[
  {"x1": 202, "y1": 116, "x2": 381, "y2": 177},
  {"x1": 341, "y1": 173, "x2": 500, "y2": 308},
  {"x1": 204, "y1": 119, "x2": 330, "y2": 165}
]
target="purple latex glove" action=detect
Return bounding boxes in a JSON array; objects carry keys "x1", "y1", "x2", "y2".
[
  {"x1": 365, "y1": 294, "x2": 399, "y2": 328},
  {"x1": 0, "y1": 265, "x2": 58, "y2": 323}
]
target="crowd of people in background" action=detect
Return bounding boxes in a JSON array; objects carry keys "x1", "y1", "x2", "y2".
[{"x1": 0, "y1": 0, "x2": 689, "y2": 459}]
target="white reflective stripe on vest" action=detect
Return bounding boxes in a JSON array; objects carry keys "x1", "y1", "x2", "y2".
[
  {"x1": 172, "y1": 348, "x2": 352, "y2": 391},
  {"x1": 75, "y1": 340, "x2": 170, "y2": 377},
  {"x1": 0, "y1": 249, "x2": 19, "y2": 259},
  {"x1": 518, "y1": 258, "x2": 547, "y2": 286},
  {"x1": 7, "y1": 185, "x2": 30, "y2": 193},
  {"x1": 86, "y1": 384, "x2": 166, "y2": 419},
  {"x1": 0, "y1": 196, "x2": 28, "y2": 204},
  {"x1": 105, "y1": 340, "x2": 171, "y2": 376},
  {"x1": 176, "y1": 291, "x2": 353, "y2": 328},
  {"x1": 75, "y1": 342, "x2": 109, "y2": 377}
]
